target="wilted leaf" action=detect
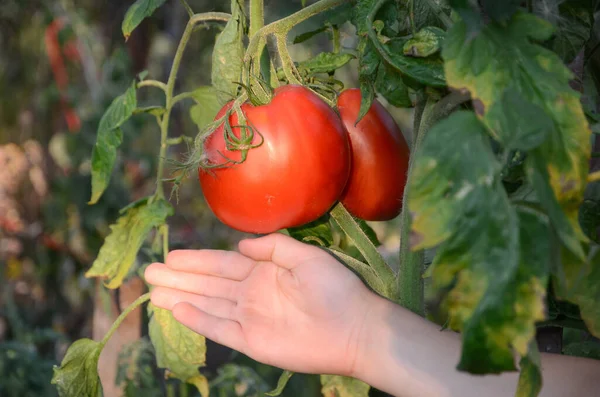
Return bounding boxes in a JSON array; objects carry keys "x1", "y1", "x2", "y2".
[
  {"x1": 212, "y1": 0, "x2": 245, "y2": 103},
  {"x1": 443, "y1": 11, "x2": 591, "y2": 259},
  {"x1": 288, "y1": 215, "x2": 333, "y2": 247},
  {"x1": 265, "y1": 370, "x2": 293, "y2": 396},
  {"x1": 122, "y1": 0, "x2": 167, "y2": 40},
  {"x1": 403, "y1": 26, "x2": 445, "y2": 57},
  {"x1": 89, "y1": 81, "x2": 137, "y2": 204},
  {"x1": 516, "y1": 340, "x2": 542, "y2": 397},
  {"x1": 298, "y1": 52, "x2": 355, "y2": 75},
  {"x1": 51, "y1": 339, "x2": 103, "y2": 397},
  {"x1": 409, "y1": 112, "x2": 550, "y2": 373},
  {"x1": 189, "y1": 86, "x2": 222, "y2": 130},
  {"x1": 85, "y1": 199, "x2": 173, "y2": 288},
  {"x1": 320, "y1": 375, "x2": 369, "y2": 397},
  {"x1": 149, "y1": 305, "x2": 208, "y2": 396}
]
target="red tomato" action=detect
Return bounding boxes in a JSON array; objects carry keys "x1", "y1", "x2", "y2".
[
  {"x1": 337, "y1": 89, "x2": 410, "y2": 221},
  {"x1": 199, "y1": 85, "x2": 351, "y2": 234}
]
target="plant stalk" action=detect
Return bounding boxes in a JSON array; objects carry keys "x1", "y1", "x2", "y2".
[
  {"x1": 249, "y1": 0, "x2": 265, "y2": 37},
  {"x1": 155, "y1": 12, "x2": 231, "y2": 198},
  {"x1": 100, "y1": 292, "x2": 151, "y2": 347}
]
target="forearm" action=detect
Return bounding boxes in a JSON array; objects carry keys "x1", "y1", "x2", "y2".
[{"x1": 353, "y1": 294, "x2": 600, "y2": 397}]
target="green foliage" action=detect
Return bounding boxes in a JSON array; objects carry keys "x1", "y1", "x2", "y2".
[
  {"x1": 320, "y1": 375, "x2": 370, "y2": 397},
  {"x1": 122, "y1": 0, "x2": 168, "y2": 40},
  {"x1": 51, "y1": 339, "x2": 103, "y2": 397},
  {"x1": 189, "y1": 86, "x2": 222, "y2": 130},
  {"x1": 210, "y1": 364, "x2": 270, "y2": 396},
  {"x1": 516, "y1": 341, "x2": 543, "y2": 397},
  {"x1": 288, "y1": 215, "x2": 334, "y2": 247},
  {"x1": 148, "y1": 305, "x2": 208, "y2": 396},
  {"x1": 89, "y1": 81, "x2": 137, "y2": 205},
  {"x1": 212, "y1": 0, "x2": 246, "y2": 103},
  {"x1": 85, "y1": 199, "x2": 173, "y2": 288},
  {"x1": 297, "y1": 52, "x2": 355, "y2": 75},
  {"x1": 0, "y1": 342, "x2": 57, "y2": 397},
  {"x1": 403, "y1": 26, "x2": 445, "y2": 57}
]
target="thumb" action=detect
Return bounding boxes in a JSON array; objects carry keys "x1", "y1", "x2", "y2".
[{"x1": 238, "y1": 233, "x2": 325, "y2": 270}]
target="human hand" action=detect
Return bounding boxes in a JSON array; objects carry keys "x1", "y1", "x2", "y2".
[{"x1": 144, "y1": 233, "x2": 375, "y2": 377}]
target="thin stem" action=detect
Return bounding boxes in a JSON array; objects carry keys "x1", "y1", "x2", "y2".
[
  {"x1": 138, "y1": 79, "x2": 168, "y2": 92},
  {"x1": 409, "y1": 0, "x2": 416, "y2": 34},
  {"x1": 244, "y1": 0, "x2": 346, "y2": 65},
  {"x1": 396, "y1": 94, "x2": 435, "y2": 315},
  {"x1": 155, "y1": 12, "x2": 231, "y2": 198},
  {"x1": 326, "y1": 247, "x2": 386, "y2": 296},
  {"x1": 330, "y1": 203, "x2": 397, "y2": 300},
  {"x1": 332, "y1": 25, "x2": 341, "y2": 53},
  {"x1": 588, "y1": 170, "x2": 600, "y2": 183},
  {"x1": 161, "y1": 224, "x2": 169, "y2": 262},
  {"x1": 250, "y1": 0, "x2": 265, "y2": 38},
  {"x1": 100, "y1": 292, "x2": 151, "y2": 347},
  {"x1": 275, "y1": 34, "x2": 302, "y2": 84},
  {"x1": 172, "y1": 91, "x2": 197, "y2": 105},
  {"x1": 179, "y1": 0, "x2": 194, "y2": 17}
]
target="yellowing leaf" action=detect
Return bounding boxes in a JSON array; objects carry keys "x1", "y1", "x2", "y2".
[
  {"x1": 51, "y1": 339, "x2": 103, "y2": 397},
  {"x1": 320, "y1": 375, "x2": 370, "y2": 397},
  {"x1": 148, "y1": 305, "x2": 208, "y2": 396},
  {"x1": 409, "y1": 112, "x2": 550, "y2": 373},
  {"x1": 85, "y1": 199, "x2": 173, "y2": 289},
  {"x1": 443, "y1": 11, "x2": 591, "y2": 260}
]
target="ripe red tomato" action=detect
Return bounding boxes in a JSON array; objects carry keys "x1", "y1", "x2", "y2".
[
  {"x1": 337, "y1": 89, "x2": 410, "y2": 221},
  {"x1": 199, "y1": 85, "x2": 351, "y2": 233}
]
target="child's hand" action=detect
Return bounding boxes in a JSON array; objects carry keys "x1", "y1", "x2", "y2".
[{"x1": 144, "y1": 233, "x2": 375, "y2": 376}]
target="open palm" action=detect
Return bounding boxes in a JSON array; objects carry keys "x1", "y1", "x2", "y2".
[{"x1": 145, "y1": 233, "x2": 374, "y2": 376}]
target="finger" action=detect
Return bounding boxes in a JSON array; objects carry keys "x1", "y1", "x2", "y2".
[
  {"x1": 238, "y1": 233, "x2": 325, "y2": 269},
  {"x1": 173, "y1": 302, "x2": 246, "y2": 353},
  {"x1": 145, "y1": 263, "x2": 239, "y2": 302},
  {"x1": 151, "y1": 286, "x2": 237, "y2": 320},
  {"x1": 166, "y1": 249, "x2": 254, "y2": 281}
]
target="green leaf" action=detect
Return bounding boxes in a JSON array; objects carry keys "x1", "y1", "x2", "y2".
[
  {"x1": 211, "y1": 0, "x2": 245, "y2": 103},
  {"x1": 189, "y1": 86, "x2": 222, "y2": 130},
  {"x1": 326, "y1": 247, "x2": 385, "y2": 295},
  {"x1": 85, "y1": 199, "x2": 173, "y2": 289},
  {"x1": 403, "y1": 26, "x2": 445, "y2": 57},
  {"x1": 548, "y1": 0, "x2": 595, "y2": 63},
  {"x1": 579, "y1": 200, "x2": 600, "y2": 242},
  {"x1": 122, "y1": 0, "x2": 167, "y2": 40},
  {"x1": 356, "y1": 41, "x2": 379, "y2": 123},
  {"x1": 516, "y1": 340, "x2": 542, "y2": 397},
  {"x1": 355, "y1": 218, "x2": 380, "y2": 246},
  {"x1": 563, "y1": 340, "x2": 600, "y2": 360},
  {"x1": 447, "y1": 0, "x2": 483, "y2": 35},
  {"x1": 293, "y1": 26, "x2": 328, "y2": 44},
  {"x1": 371, "y1": 37, "x2": 446, "y2": 87},
  {"x1": 375, "y1": 65, "x2": 412, "y2": 108},
  {"x1": 409, "y1": 112, "x2": 550, "y2": 373},
  {"x1": 89, "y1": 81, "x2": 137, "y2": 204},
  {"x1": 288, "y1": 215, "x2": 333, "y2": 247},
  {"x1": 486, "y1": 87, "x2": 553, "y2": 151},
  {"x1": 51, "y1": 339, "x2": 103, "y2": 397},
  {"x1": 320, "y1": 375, "x2": 369, "y2": 397},
  {"x1": 265, "y1": 370, "x2": 293, "y2": 396},
  {"x1": 149, "y1": 305, "x2": 208, "y2": 396},
  {"x1": 298, "y1": 52, "x2": 355, "y2": 75},
  {"x1": 443, "y1": 11, "x2": 591, "y2": 259}
]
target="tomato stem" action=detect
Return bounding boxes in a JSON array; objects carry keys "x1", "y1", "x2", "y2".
[
  {"x1": 249, "y1": 0, "x2": 265, "y2": 38},
  {"x1": 154, "y1": 12, "x2": 231, "y2": 199},
  {"x1": 100, "y1": 292, "x2": 151, "y2": 348},
  {"x1": 330, "y1": 203, "x2": 397, "y2": 300},
  {"x1": 138, "y1": 79, "x2": 168, "y2": 92}
]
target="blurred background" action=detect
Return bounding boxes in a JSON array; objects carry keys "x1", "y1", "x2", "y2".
[{"x1": 0, "y1": 0, "x2": 411, "y2": 396}]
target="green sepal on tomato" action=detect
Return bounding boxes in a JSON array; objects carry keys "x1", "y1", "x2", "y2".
[
  {"x1": 337, "y1": 89, "x2": 410, "y2": 221},
  {"x1": 198, "y1": 85, "x2": 351, "y2": 234}
]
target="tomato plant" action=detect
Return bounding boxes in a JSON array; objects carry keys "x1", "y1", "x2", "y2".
[
  {"x1": 50, "y1": 0, "x2": 600, "y2": 396},
  {"x1": 199, "y1": 85, "x2": 351, "y2": 234},
  {"x1": 337, "y1": 88, "x2": 410, "y2": 221}
]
